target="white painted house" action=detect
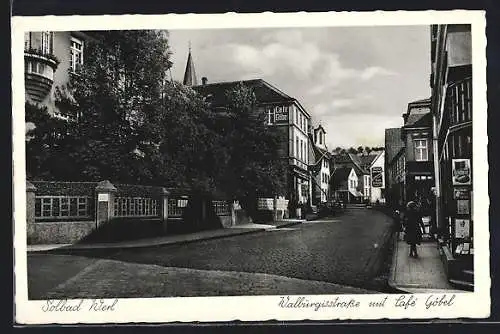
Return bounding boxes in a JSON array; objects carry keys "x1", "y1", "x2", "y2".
[{"x1": 369, "y1": 150, "x2": 386, "y2": 204}]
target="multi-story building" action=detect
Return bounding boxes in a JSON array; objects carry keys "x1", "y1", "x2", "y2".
[
  {"x1": 401, "y1": 98, "x2": 435, "y2": 207},
  {"x1": 331, "y1": 167, "x2": 358, "y2": 203},
  {"x1": 331, "y1": 153, "x2": 367, "y2": 203},
  {"x1": 183, "y1": 49, "x2": 313, "y2": 211},
  {"x1": 189, "y1": 77, "x2": 313, "y2": 211},
  {"x1": 24, "y1": 31, "x2": 93, "y2": 118},
  {"x1": 430, "y1": 24, "x2": 473, "y2": 289},
  {"x1": 309, "y1": 125, "x2": 331, "y2": 205}
]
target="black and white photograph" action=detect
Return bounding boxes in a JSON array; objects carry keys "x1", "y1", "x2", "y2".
[{"x1": 12, "y1": 10, "x2": 490, "y2": 323}]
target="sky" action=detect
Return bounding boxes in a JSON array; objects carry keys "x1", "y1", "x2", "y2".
[{"x1": 167, "y1": 26, "x2": 431, "y2": 149}]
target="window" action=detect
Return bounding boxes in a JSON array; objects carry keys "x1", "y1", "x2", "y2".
[
  {"x1": 41, "y1": 31, "x2": 53, "y2": 54},
  {"x1": 295, "y1": 109, "x2": 298, "y2": 125},
  {"x1": 70, "y1": 36, "x2": 84, "y2": 72},
  {"x1": 35, "y1": 196, "x2": 91, "y2": 219},
  {"x1": 296, "y1": 136, "x2": 299, "y2": 159},
  {"x1": 415, "y1": 139, "x2": 428, "y2": 161},
  {"x1": 300, "y1": 139, "x2": 304, "y2": 162},
  {"x1": 267, "y1": 106, "x2": 275, "y2": 125}
]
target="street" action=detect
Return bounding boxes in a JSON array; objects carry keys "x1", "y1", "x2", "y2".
[{"x1": 28, "y1": 208, "x2": 395, "y2": 299}]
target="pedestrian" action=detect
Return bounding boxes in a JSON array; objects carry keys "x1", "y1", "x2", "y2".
[{"x1": 404, "y1": 200, "x2": 426, "y2": 258}]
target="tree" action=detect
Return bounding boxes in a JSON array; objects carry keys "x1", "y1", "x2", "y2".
[
  {"x1": 334, "y1": 147, "x2": 342, "y2": 154},
  {"x1": 216, "y1": 83, "x2": 287, "y2": 204},
  {"x1": 347, "y1": 147, "x2": 357, "y2": 154},
  {"x1": 357, "y1": 146, "x2": 364, "y2": 155},
  {"x1": 365, "y1": 146, "x2": 372, "y2": 155},
  {"x1": 43, "y1": 30, "x2": 174, "y2": 183}
]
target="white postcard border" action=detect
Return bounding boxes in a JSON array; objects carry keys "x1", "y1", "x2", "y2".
[{"x1": 12, "y1": 10, "x2": 490, "y2": 324}]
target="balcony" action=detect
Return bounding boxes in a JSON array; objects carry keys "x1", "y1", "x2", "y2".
[{"x1": 24, "y1": 49, "x2": 59, "y2": 102}]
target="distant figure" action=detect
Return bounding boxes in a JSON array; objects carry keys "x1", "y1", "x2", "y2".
[{"x1": 404, "y1": 201, "x2": 426, "y2": 258}]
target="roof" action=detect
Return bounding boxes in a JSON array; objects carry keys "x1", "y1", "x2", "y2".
[
  {"x1": 360, "y1": 154, "x2": 378, "y2": 167},
  {"x1": 348, "y1": 153, "x2": 370, "y2": 175},
  {"x1": 385, "y1": 128, "x2": 405, "y2": 164},
  {"x1": 193, "y1": 79, "x2": 293, "y2": 106},
  {"x1": 404, "y1": 112, "x2": 433, "y2": 128},
  {"x1": 192, "y1": 79, "x2": 311, "y2": 117},
  {"x1": 408, "y1": 97, "x2": 431, "y2": 106},
  {"x1": 333, "y1": 167, "x2": 353, "y2": 181},
  {"x1": 183, "y1": 50, "x2": 198, "y2": 86},
  {"x1": 332, "y1": 153, "x2": 369, "y2": 175}
]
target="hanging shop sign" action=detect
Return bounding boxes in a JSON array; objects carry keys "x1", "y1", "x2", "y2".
[
  {"x1": 457, "y1": 199, "x2": 470, "y2": 215},
  {"x1": 274, "y1": 106, "x2": 289, "y2": 123},
  {"x1": 371, "y1": 167, "x2": 383, "y2": 188},
  {"x1": 452, "y1": 158, "x2": 472, "y2": 186},
  {"x1": 455, "y1": 218, "x2": 471, "y2": 238},
  {"x1": 453, "y1": 187, "x2": 470, "y2": 199}
]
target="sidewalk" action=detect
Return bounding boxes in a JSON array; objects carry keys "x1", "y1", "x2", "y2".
[
  {"x1": 27, "y1": 219, "x2": 304, "y2": 253},
  {"x1": 389, "y1": 232, "x2": 464, "y2": 293}
]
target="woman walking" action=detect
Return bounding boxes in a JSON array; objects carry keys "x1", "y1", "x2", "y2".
[{"x1": 404, "y1": 201, "x2": 425, "y2": 258}]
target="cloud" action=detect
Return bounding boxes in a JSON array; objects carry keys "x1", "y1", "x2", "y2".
[
  {"x1": 331, "y1": 99, "x2": 355, "y2": 108},
  {"x1": 360, "y1": 66, "x2": 398, "y2": 81}
]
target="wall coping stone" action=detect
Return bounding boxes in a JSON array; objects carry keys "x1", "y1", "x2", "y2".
[
  {"x1": 95, "y1": 180, "x2": 117, "y2": 192},
  {"x1": 26, "y1": 181, "x2": 37, "y2": 192}
]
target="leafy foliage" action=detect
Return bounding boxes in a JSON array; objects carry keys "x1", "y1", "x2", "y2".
[
  {"x1": 27, "y1": 31, "x2": 287, "y2": 204},
  {"x1": 214, "y1": 83, "x2": 287, "y2": 200}
]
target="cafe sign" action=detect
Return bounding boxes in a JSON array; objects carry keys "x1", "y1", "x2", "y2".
[
  {"x1": 452, "y1": 158, "x2": 471, "y2": 186},
  {"x1": 274, "y1": 106, "x2": 289, "y2": 123}
]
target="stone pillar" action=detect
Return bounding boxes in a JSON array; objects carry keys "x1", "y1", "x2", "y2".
[
  {"x1": 26, "y1": 181, "x2": 37, "y2": 242},
  {"x1": 230, "y1": 201, "x2": 236, "y2": 226},
  {"x1": 95, "y1": 180, "x2": 117, "y2": 228},
  {"x1": 160, "y1": 187, "x2": 170, "y2": 233}
]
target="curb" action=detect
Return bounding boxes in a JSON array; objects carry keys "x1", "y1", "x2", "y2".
[
  {"x1": 274, "y1": 220, "x2": 304, "y2": 228},
  {"x1": 387, "y1": 231, "x2": 408, "y2": 293},
  {"x1": 28, "y1": 228, "x2": 268, "y2": 253}
]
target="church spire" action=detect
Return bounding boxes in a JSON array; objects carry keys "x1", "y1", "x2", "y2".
[{"x1": 183, "y1": 43, "x2": 198, "y2": 86}]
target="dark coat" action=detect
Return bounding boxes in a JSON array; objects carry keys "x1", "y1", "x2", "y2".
[{"x1": 404, "y1": 210, "x2": 424, "y2": 245}]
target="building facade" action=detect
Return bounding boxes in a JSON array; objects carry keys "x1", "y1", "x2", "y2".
[
  {"x1": 24, "y1": 31, "x2": 93, "y2": 118},
  {"x1": 331, "y1": 167, "x2": 358, "y2": 203},
  {"x1": 332, "y1": 153, "x2": 369, "y2": 203},
  {"x1": 310, "y1": 125, "x2": 331, "y2": 205},
  {"x1": 401, "y1": 98, "x2": 435, "y2": 209},
  {"x1": 385, "y1": 128, "x2": 406, "y2": 209},
  {"x1": 368, "y1": 150, "x2": 386, "y2": 204},
  {"x1": 430, "y1": 24, "x2": 473, "y2": 287}
]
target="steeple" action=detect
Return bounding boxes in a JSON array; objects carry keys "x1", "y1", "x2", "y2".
[{"x1": 183, "y1": 43, "x2": 198, "y2": 86}]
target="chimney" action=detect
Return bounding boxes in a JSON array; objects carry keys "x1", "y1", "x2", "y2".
[{"x1": 202, "y1": 77, "x2": 208, "y2": 85}]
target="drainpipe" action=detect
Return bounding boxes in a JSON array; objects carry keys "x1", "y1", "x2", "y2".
[{"x1": 432, "y1": 112, "x2": 442, "y2": 232}]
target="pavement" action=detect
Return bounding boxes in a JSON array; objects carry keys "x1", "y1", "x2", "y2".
[
  {"x1": 27, "y1": 209, "x2": 394, "y2": 299},
  {"x1": 389, "y1": 232, "x2": 464, "y2": 293},
  {"x1": 27, "y1": 219, "x2": 305, "y2": 252}
]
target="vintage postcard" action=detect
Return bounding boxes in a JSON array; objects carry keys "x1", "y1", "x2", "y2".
[{"x1": 12, "y1": 10, "x2": 490, "y2": 324}]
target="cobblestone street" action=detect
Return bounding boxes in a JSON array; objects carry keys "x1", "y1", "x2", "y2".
[{"x1": 28, "y1": 208, "x2": 395, "y2": 298}]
